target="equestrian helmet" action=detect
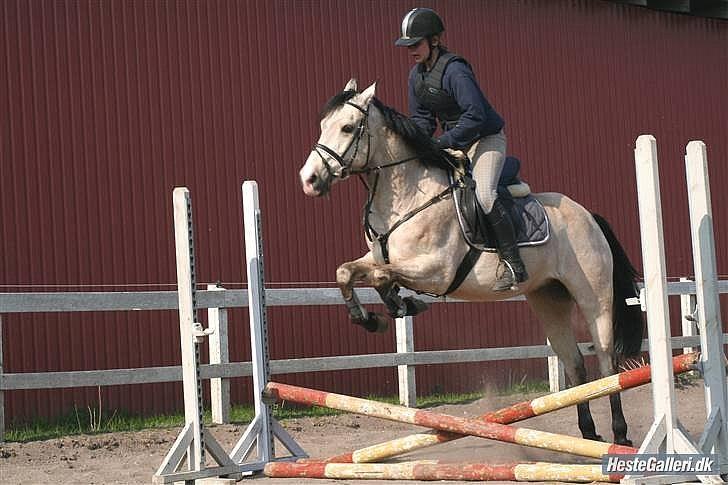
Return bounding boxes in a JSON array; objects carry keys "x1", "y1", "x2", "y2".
[{"x1": 395, "y1": 8, "x2": 444, "y2": 47}]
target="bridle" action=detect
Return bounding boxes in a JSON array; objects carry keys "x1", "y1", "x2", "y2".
[
  {"x1": 312, "y1": 101, "x2": 421, "y2": 180},
  {"x1": 309, "y1": 94, "x2": 474, "y2": 297},
  {"x1": 312, "y1": 101, "x2": 371, "y2": 180}
]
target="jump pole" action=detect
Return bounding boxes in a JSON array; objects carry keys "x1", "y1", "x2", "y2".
[
  {"x1": 317, "y1": 352, "x2": 700, "y2": 464},
  {"x1": 264, "y1": 381, "x2": 638, "y2": 459},
  {"x1": 265, "y1": 460, "x2": 624, "y2": 483},
  {"x1": 623, "y1": 135, "x2": 726, "y2": 484}
]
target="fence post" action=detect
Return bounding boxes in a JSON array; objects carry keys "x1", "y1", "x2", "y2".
[
  {"x1": 395, "y1": 316, "x2": 416, "y2": 407},
  {"x1": 208, "y1": 284, "x2": 230, "y2": 424},
  {"x1": 546, "y1": 338, "x2": 565, "y2": 392},
  {"x1": 678, "y1": 277, "x2": 697, "y2": 355}
]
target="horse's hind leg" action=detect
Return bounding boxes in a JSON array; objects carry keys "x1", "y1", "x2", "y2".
[
  {"x1": 586, "y1": 315, "x2": 631, "y2": 445},
  {"x1": 582, "y1": 302, "x2": 632, "y2": 446},
  {"x1": 526, "y1": 283, "x2": 603, "y2": 442}
]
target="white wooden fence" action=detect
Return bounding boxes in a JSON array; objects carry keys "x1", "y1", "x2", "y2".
[{"x1": 1, "y1": 280, "x2": 726, "y2": 442}]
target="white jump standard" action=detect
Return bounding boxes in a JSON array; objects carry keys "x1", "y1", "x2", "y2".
[
  {"x1": 154, "y1": 183, "x2": 306, "y2": 483},
  {"x1": 624, "y1": 135, "x2": 727, "y2": 484},
  {"x1": 154, "y1": 188, "x2": 241, "y2": 483},
  {"x1": 227, "y1": 181, "x2": 307, "y2": 469}
]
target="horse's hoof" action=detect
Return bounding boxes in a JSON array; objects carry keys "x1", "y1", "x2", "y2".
[
  {"x1": 615, "y1": 438, "x2": 633, "y2": 447},
  {"x1": 358, "y1": 313, "x2": 389, "y2": 333},
  {"x1": 347, "y1": 305, "x2": 368, "y2": 323},
  {"x1": 583, "y1": 433, "x2": 604, "y2": 442},
  {"x1": 403, "y1": 297, "x2": 428, "y2": 316}
]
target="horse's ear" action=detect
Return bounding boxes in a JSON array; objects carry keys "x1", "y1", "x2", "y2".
[
  {"x1": 356, "y1": 82, "x2": 377, "y2": 106},
  {"x1": 344, "y1": 78, "x2": 358, "y2": 92}
]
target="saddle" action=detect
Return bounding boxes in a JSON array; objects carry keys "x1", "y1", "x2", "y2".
[
  {"x1": 441, "y1": 155, "x2": 550, "y2": 295},
  {"x1": 451, "y1": 155, "x2": 550, "y2": 252}
]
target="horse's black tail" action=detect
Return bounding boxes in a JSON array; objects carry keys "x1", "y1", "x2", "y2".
[{"x1": 592, "y1": 213, "x2": 645, "y2": 359}]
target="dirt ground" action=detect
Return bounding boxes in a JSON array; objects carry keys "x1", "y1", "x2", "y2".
[{"x1": 0, "y1": 382, "x2": 713, "y2": 485}]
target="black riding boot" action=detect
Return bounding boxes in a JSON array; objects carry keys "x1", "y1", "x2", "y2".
[{"x1": 486, "y1": 198, "x2": 529, "y2": 291}]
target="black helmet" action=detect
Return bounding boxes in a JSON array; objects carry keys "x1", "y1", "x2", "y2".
[{"x1": 394, "y1": 8, "x2": 444, "y2": 47}]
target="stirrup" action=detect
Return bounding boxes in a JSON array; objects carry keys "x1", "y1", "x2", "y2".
[{"x1": 492, "y1": 260, "x2": 527, "y2": 292}]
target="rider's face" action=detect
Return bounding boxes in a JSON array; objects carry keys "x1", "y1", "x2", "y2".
[{"x1": 407, "y1": 39, "x2": 431, "y2": 64}]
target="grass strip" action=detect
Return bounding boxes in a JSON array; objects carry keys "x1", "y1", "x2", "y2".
[{"x1": 4, "y1": 381, "x2": 549, "y2": 443}]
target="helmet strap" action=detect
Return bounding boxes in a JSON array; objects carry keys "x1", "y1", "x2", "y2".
[{"x1": 425, "y1": 41, "x2": 440, "y2": 69}]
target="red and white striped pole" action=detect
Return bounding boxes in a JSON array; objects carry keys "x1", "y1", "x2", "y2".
[
  {"x1": 265, "y1": 460, "x2": 624, "y2": 482},
  {"x1": 264, "y1": 382, "x2": 638, "y2": 460},
  {"x1": 319, "y1": 352, "x2": 699, "y2": 464}
]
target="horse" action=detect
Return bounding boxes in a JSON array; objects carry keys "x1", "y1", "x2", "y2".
[{"x1": 299, "y1": 79, "x2": 644, "y2": 447}]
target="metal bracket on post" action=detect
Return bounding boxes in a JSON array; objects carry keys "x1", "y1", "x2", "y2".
[
  {"x1": 229, "y1": 181, "x2": 307, "y2": 474},
  {"x1": 679, "y1": 277, "x2": 698, "y2": 355},
  {"x1": 154, "y1": 188, "x2": 240, "y2": 484},
  {"x1": 625, "y1": 288, "x2": 646, "y2": 311},
  {"x1": 192, "y1": 322, "x2": 215, "y2": 341}
]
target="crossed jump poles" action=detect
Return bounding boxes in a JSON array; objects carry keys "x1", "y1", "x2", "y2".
[
  {"x1": 262, "y1": 354, "x2": 701, "y2": 482},
  {"x1": 155, "y1": 136, "x2": 726, "y2": 483}
]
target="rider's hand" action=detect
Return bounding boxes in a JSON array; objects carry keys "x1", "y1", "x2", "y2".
[{"x1": 444, "y1": 148, "x2": 467, "y2": 160}]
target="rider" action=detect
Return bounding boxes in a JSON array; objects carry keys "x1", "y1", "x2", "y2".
[{"x1": 395, "y1": 7, "x2": 528, "y2": 291}]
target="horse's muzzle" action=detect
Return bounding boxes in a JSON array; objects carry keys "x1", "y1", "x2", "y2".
[{"x1": 301, "y1": 170, "x2": 330, "y2": 197}]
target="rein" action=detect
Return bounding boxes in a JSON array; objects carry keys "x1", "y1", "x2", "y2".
[
  {"x1": 362, "y1": 174, "x2": 453, "y2": 264},
  {"x1": 315, "y1": 100, "x2": 458, "y2": 264}
]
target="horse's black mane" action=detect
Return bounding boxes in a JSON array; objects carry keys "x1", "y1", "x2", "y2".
[{"x1": 320, "y1": 89, "x2": 452, "y2": 169}]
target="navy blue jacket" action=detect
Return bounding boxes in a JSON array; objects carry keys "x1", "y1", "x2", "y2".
[{"x1": 408, "y1": 54, "x2": 504, "y2": 150}]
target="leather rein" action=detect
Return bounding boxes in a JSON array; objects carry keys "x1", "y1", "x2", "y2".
[{"x1": 312, "y1": 101, "x2": 456, "y2": 264}]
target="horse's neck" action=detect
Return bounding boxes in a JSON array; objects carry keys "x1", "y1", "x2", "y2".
[{"x1": 367, "y1": 134, "x2": 449, "y2": 231}]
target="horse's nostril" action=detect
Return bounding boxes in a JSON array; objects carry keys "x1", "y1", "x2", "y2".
[{"x1": 306, "y1": 174, "x2": 317, "y2": 186}]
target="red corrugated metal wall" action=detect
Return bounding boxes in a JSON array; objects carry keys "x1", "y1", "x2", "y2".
[{"x1": 1, "y1": 0, "x2": 726, "y2": 423}]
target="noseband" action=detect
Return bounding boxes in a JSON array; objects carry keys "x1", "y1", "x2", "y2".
[{"x1": 313, "y1": 101, "x2": 370, "y2": 179}]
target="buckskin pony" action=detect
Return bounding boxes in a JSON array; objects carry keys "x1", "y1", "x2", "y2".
[{"x1": 299, "y1": 79, "x2": 644, "y2": 446}]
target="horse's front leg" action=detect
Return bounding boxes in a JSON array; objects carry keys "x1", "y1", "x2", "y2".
[
  {"x1": 374, "y1": 281, "x2": 429, "y2": 319},
  {"x1": 336, "y1": 253, "x2": 390, "y2": 333}
]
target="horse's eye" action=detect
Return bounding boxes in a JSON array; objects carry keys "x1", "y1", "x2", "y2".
[{"x1": 342, "y1": 124, "x2": 355, "y2": 134}]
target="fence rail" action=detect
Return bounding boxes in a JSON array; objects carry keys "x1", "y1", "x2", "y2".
[
  {"x1": 1, "y1": 336, "x2": 719, "y2": 392},
  {"x1": 3, "y1": 279, "x2": 728, "y2": 312},
  {"x1": 1, "y1": 281, "x2": 727, "y2": 441}
]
